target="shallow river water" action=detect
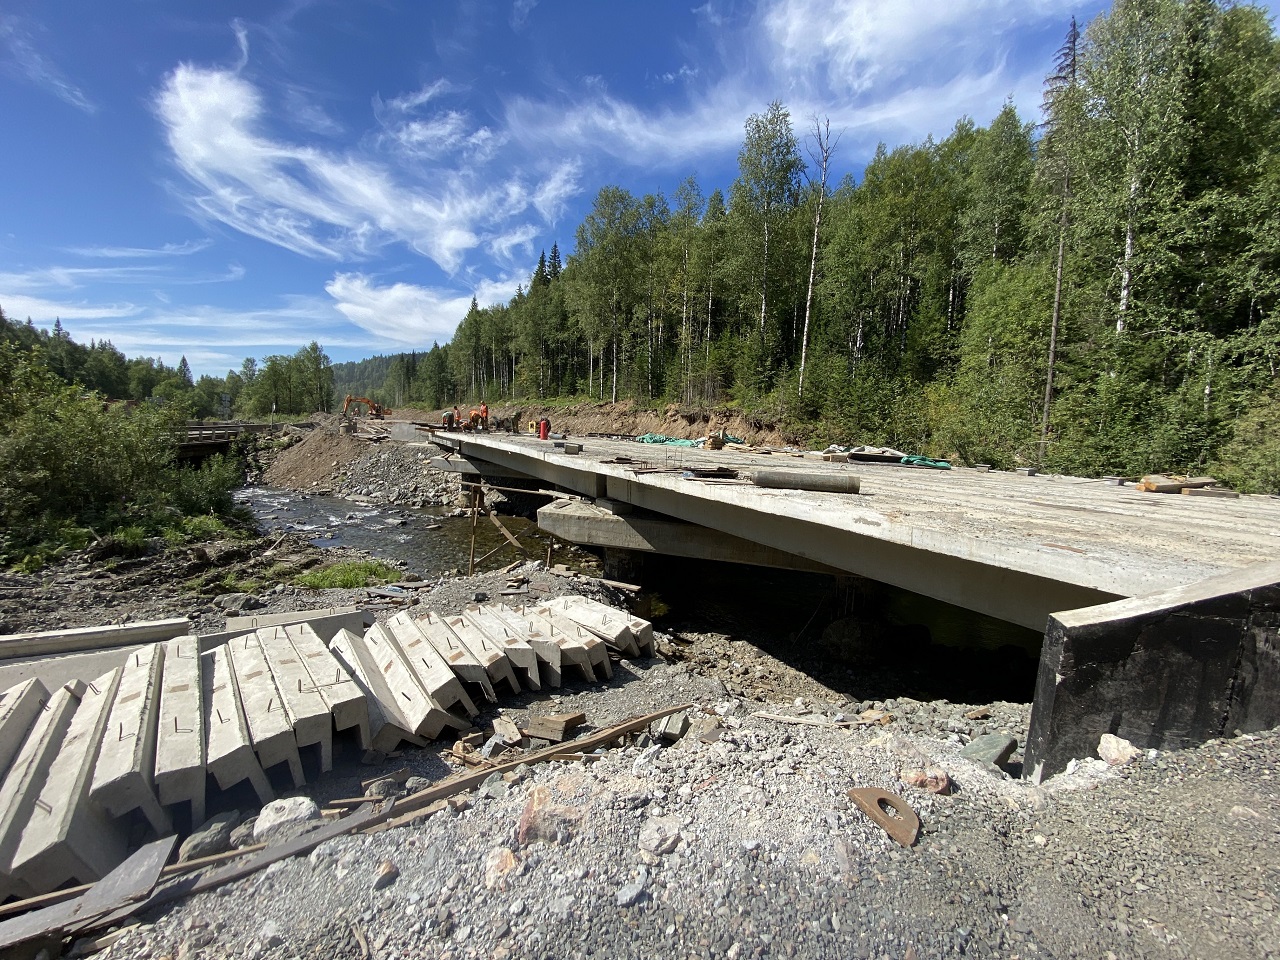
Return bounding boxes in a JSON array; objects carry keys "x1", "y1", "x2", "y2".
[{"x1": 234, "y1": 486, "x2": 586, "y2": 578}]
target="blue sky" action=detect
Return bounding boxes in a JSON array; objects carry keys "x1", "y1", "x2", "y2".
[{"x1": 0, "y1": 0, "x2": 1119, "y2": 378}]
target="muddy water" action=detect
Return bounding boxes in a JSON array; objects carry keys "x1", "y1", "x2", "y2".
[{"x1": 234, "y1": 486, "x2": 592, "y2": 577}]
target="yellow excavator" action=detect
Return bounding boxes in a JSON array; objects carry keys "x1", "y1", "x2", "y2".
[{"x1": 342, "y1": 395, "x2": 391, "y2": 419}]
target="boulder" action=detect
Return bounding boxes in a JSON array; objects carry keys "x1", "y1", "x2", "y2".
[
  {"x1": 960, "y1": 733, "x2": 1018, "y2": 767},
  {"x1": 253, "y1": 797, "x2": 320, "y2": 844},
  {"x1": 179, "y1": 810, "x2": 241, "y2": 862}
]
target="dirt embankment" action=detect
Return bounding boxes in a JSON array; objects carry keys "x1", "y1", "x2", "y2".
[{"x1": 399, "y1": 401, "x2": 794, "y2": 446}]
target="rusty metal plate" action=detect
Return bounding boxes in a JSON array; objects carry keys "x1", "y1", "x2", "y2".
[{"x1": 848, "y1": 787, "x2": 920, "y2": 848}]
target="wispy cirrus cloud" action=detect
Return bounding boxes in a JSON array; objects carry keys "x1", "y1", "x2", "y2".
[
  {"x1": 326, "y1": 272, "x2": 521, "y2": 346},
  {"x1": 0, "y1": 15, "x2": 95, "y2": 113},
  {"x1": 66, "y1": 239, "x2": 213, "y2": 259},
  {"x1": 155, "y1": 58, "x2": 576, "y2": 273}
]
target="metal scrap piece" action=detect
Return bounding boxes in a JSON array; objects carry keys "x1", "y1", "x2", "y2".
[{"x1": 847, "y1": 787, "x2": 920, "y2": 847}]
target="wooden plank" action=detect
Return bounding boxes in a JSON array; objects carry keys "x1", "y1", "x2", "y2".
[
  {"x1": 520, "y1": 711, "x2": 586, "y2": 743},
  {"x1": 375, "y1": 704, "x2": 693, "y2": 824}
]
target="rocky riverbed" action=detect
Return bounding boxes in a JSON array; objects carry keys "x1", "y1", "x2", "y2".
[{"x1": 3, "y1": 420, "x2": 1277, "y2": 959}]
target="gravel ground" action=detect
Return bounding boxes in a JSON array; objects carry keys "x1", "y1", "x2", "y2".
[{"x1": 95, "y1": 671, "x2": 1278, "y2": 960}]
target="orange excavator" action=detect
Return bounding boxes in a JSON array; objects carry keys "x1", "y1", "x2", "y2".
[{"x1": 342, "y1": 395, "x2": 391, "y2": 419}]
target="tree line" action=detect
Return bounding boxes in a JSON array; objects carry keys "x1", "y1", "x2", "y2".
[
  {"x1": 368, "y1": 0, "x2": 1279, "y2": 491},
  {"x1": 0, "y1": 311, "x2": 334, "y2": 420}
]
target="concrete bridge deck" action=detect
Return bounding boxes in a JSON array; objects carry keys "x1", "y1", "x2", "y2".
[{"x1": 427, "y1": 431, "x2": 1280, "y2": 631}]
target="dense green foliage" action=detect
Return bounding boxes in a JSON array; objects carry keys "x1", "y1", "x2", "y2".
[
  {"x1": 0, "y1": 342, "x2": 248, "y2": 568},
  {"x1": 353, "y1": 0, "x2": 1279, "y2": 489}
]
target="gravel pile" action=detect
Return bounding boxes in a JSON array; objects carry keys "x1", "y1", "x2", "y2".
[{"x1": 331, "y1": 444, "x2": 461, "y2": 509}]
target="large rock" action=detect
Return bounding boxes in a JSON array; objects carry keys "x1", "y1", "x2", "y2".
[
  {"x1": 179, "y1": 810, "x2": 241, "y2": 862},
  {"x1": 253, "y1": 797, "x2": 320, "y2": 844},
  {"x1": 214, "y1": 593, "x2": 265, "y2": 613},
  {"x1": 638, "y1": 816, "x2": 681, "y2": 855},
  {"x1": 960, "y1": 733, "x2": 1018, "y2": 767}
]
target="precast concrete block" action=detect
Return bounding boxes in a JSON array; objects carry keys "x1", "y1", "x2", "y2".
[
  {"x1": 257, "y1": 626, "x2": 333, "y2": 772},
  {"x1": 414, "y1": 612, "x2": 497, "y2": 702},
  {"x1": 0, "y1": 680, "x2": 85, "y2": 901},
  {"x1": 10, "y1": 668, "x2": 130, "y2": 894},
  {"x1": 201, "y1": 647, "x2": 273, "y2": 805},
  {"x1": 433, "y1": 611, "x2": 522, "y2": 697},
  {"x1": 0, "y1": 677, "x2": 49, "y2": 779},
  {"x1": 518, "y1": 606, "x2": 612, "y2": 681},
  {"x1": 226, "y1": 632, "x2": 303, "y2": 788},
  {"x1": 538, "y1": 596, "x2": 642, "y2": 657},
  {"x1": 329, "y1": 629, "x2": 430, "y2": 751},
  {"x1": 381, "y1": 614, "x2": 478, "y2": 721},
  {"x1": 360, "y1": 621, "x2": 469, "y2": 739},
  {"x1": 486, "y1": 604, "x2": 563, "y2": 687},
  {"x1": 285, "y1": 622, "x2": 370, "y2": 750},
  {"x1": 461, "y1": 605, "x2": 540, "y2": 690},
  {"x1": 154, "y1": 636, "x2": 207, "y2": 824},
  {"x1": 90, "y1": 643, "x2": 172, "y2": 835}
]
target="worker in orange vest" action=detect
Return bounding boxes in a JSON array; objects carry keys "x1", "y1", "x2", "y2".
[{"x1": 479, "y1": 401, "x2": 489, "y2": 430}]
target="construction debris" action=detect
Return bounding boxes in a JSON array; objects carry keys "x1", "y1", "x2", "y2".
[{"x1": 847, "y1": 787, "x2": 921, "y2": 848}]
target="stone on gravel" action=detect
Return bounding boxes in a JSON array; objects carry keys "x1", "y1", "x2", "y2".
[
  {"x1": 229, "y1": 818, "x2": 257, "y2": 849},
  {"x1": 373, "y1": 860, "x2": 400, "y2": 890},
  {"x1": 253, "y1": 797, "x2": 320, "y2": 844},
  {"x1": 364, "y1": 777, "x2": 405, "y2": 799},
  {"x1": 616, "y1": 867, "x2": 649, "y2": 907},
  {"x1": 638, "y1": 815, "x2": 681, "y2": 855},
  {"x1": 960, "y1": 733, "x2": 1017, "y2": 766},
  {"x1": 214, "y1": 592, "x2": 265, "y2": 612},
  {"x1": 517, "y1": 784, "x2": 578, "y2": 846},
  {"x1": 179, "y1": 810, "x2": 241, "y2": 862},
  {"x1": 405, "y1": 776, "x2": 431, "y2": 793},
  {"x1": 484, "y1": 847, "x2": 519, "y2": 890},
  {"x1": 900, "y1": 766, "x2": 952, "y2": 795},
  {"x1": 1098, "y1": 733, "x2": 1141, "y2": 766}
]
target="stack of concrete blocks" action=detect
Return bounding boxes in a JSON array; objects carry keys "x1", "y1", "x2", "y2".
[
  {"x1": 430, "y1": 612, "x2": 523, "y2": 697},
  {"x1": 227, "y1": 632, "x2": 304, "y2": 789},
  {"x1": 460, "y1": 604, "x2": 541, "y2": 689},
  {"x1": 0, "y1": 597, "x2": 651, "y2": 900},
  {"x1": 515, "y1": 604, "x2": 614, "y2": 681},
  {"x1": 538, "y1": 596, "x2": 656, "y2": 657},
  {"x1": 202, "y1": 645, "x2": 275, "y2": 805}
]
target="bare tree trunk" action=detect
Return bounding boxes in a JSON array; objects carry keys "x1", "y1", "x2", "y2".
[{"x1": 799, "y1": 117, "x2": 836, "y2": 399}]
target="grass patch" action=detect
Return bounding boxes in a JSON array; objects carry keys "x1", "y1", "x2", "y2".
[{"x1": 294, "y1": 560, "x2": 402, "y2": 590}]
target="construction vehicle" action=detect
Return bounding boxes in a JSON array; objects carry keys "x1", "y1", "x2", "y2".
[{"x1": 342, "y1": 395, "x2": 391, "y2": 419}]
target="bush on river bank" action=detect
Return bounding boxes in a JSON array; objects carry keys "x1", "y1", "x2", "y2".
[{"x1": 0, "y1": 343, "x2": 251, "y2": 570}]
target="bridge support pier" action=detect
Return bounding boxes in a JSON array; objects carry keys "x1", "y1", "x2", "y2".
[{"x1": 603, "y1": 548, "x2": 644, "y2": 585}]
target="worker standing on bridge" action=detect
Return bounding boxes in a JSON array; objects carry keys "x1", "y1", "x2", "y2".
[
  {"x1": 479, "y1": 401, "x2": 489, "y2": 430},
  {"x1": 452, "y1": 405, "x2": 461, "y2": 431}
]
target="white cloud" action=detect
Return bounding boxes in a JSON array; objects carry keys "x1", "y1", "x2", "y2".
[
  {"x1": 506, "y1": 89, "x2": 746, "y2": 167},
  {"x1": 511, "y1": 0, "x2": 538, "y2": 30},
  {"x1": 66, "y1": 240, "x2": 213, "y2": 259},
  {"x1": 0, "y1": 292, "x2": 140, "y2": 323},
  {"x1": 378, "y1": 80, "x2": 453, "y2": 116},
  {"x1": 759, "y1": 0, "x2": 1076, "y2": 95},
  {"x1": 325, "y1": 272, "x2": 521, "y2": 346},
  {"x1": 155, "y1": 62, "x2": 575, "y2": 273},
  {"x1": 0, "y1": 15, "x2": 95, "y2": 113},
  {"x1": 488, "y1": 223, "x2": 540, "y2": 264}
]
